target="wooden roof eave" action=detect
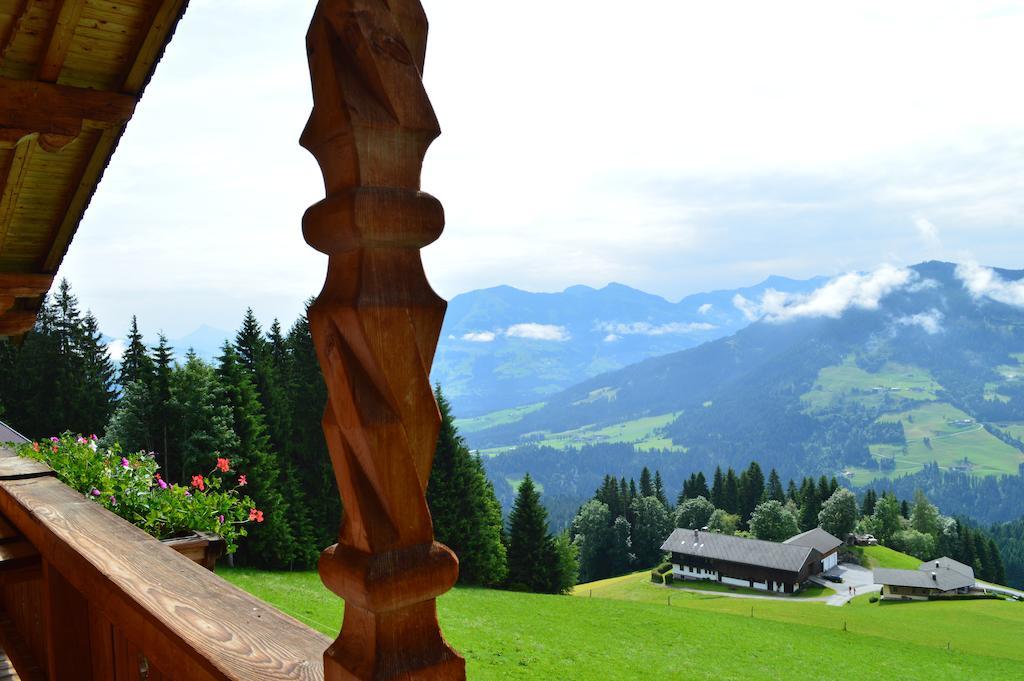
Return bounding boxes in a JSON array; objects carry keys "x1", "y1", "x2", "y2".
[{"x1": 0, "y1": 0, "x2": 191, "y2": 341}]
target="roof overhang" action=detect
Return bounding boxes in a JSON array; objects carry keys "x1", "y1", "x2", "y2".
[{"x1": 0, "y1": 0, "x2": 189, "y2": 339}]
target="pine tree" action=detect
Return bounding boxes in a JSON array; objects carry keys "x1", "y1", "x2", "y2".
[
  {"x1": 217, "y1": 342, "x2": 294, "y2": 567},
  {"x1": 639, "y1": 467, "x2": 653, "y2": 497},
  {"x1": 120, "y1": 316, "x2": 153, "y2": 388},
  {"x1": 787, "y1": 480, "x2": 799, "y2": 504},
  {"x1": 427, "y1": 386, "x2": 507, "y2": 586},
  {"x1": 151, "y1": 333, "x2": 175, "y2": 470},
  {"x1": 723, "y1": 468, "x2": 739, "y2": 515},
  {"x1": 653, "y1": 470, "x2": 669, "y2": 507},
  {"x1": 861, "y1": 489, "x2": 878, "y2": 517},
  {"x1": 506, "y1": 474, "x2": 556, "y2": 593},
  {"x1": 78, "y1": 311, "x2": 117, "y2": 433},
  {"x1": 767, "y1": 469, "x2": 786, "y2": 503},
  {"x1": 234, "y1": 308, "x2": 265, "y2": 373},
  {"x1": 710, "y1": 466, "x2": 725, "y2": 508},
  {"x1": 693, "y1": 471, "x2": 709, "y2": 499},
  {"x1": 739, "y1": 462, "x2": 765, "y2": 523},
  {"x1": 166, "y1": 351, "x2": 238, "y2": 481}
]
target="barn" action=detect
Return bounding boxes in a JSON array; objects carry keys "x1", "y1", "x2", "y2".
[{"x1": 784, "y1": 527, "x2": 844, "y2": 572}]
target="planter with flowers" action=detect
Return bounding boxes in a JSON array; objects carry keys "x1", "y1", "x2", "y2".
[{"x1": 18, "y1": 434, "x2": 262, "y2": 570}]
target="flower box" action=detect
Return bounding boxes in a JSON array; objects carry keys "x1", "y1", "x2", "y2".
[{"x1": 162, "y1": 531, "x2": 226, "y2": 571}]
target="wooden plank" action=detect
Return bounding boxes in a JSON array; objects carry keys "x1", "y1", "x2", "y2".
[
  {"x1": 0, "y1": 611, "x2": 45, "y2": 681},
  {"x1": 0, "y1": 476, "x2": 327, "y2": 680},
  {"x1": 42, "y1": 561, "x2": 94, "y2": 680},
  {"x1": 0, "y1": 311, "x2": 37, "y2": 337},
  {"x1": 120, "y1": 0, "x2": 184, "y2": 93},
  {"x1": 36, "y1": 0, "x2": 85, "y2": 82},
  {"x1": 0, "y1": 448, "x2": 52, "y2": 482},
  {"x1": 0, "y1": 0, "x2": 31, "y2": 66}
]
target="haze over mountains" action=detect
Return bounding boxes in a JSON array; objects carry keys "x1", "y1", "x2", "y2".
[
  {"x1": 467, "y1": 261, "x2": 1024, "y2": 494},
  {"x1": 432, "y1": 275, "x2": 826, "y2": 416}
]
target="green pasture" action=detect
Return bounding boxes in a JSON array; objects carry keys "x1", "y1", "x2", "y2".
[
  {"x1": 218, "y1": 567, "x2": 1024, "y2": 680},
  {"x1": 803, "y1": 356, "x2": 940, "y2": 411},
  {"x1": 456, "y1": 402, "x2": 545, "y2": 434}
]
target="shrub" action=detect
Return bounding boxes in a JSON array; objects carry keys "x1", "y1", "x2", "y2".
[
  {"x1": 869, "y1": 596, "x2": 879, "y2": 604},
  {"x1": 664, "y1": 573, "x2": 674, "y2": 586},
  {"x1": 650, "y1": 570, "x2": 664, "y2": 584},
  {"x1": 18, "y1": 434, "x2": 258, "y2": 553},
  {"x1": 656, "y1": 562, "x2": 673, "y2": 574}
]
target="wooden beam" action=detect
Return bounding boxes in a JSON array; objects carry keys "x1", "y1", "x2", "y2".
[
  {"x1": 0, "y1": 137, "x2": 32, "y2": 252},
  {"x1": 42, "y1": 125, "x2": 115, "y2": 271},
  {"x1": 302, "y1": 2, "x2": 464, "y2": 679},
  {"x1": 0, "y1": 0, "x2": 33, "y2": 66},
  {"x1": 0, "y1": 611, "x2": 46, "y2": 681},
  {"x1": 36, "y1": 0, "x2": 85, "y2": 83},
  {"x1": 0, "y1": 310, "x2": 37, "y2": 336},
  {"x1": 121, "y1": 0, "x2": 188, "y2": 93},
  {"x1": 0, "y1": 77, "x2": 137, "y2": 145},
  {"x1": 0, "y1": 273, "x2": 54, "y2": 297}
]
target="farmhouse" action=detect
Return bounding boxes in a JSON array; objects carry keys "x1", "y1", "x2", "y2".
[
  {"x1": 784, "y1": 527, "x2": 844, "y2": 572},
  {"x1": 875, "y1": 556, "x2": 976, "y2": 600},
  {"x1": 661, "y1": 528, "x2": 842, "y2": 594}
]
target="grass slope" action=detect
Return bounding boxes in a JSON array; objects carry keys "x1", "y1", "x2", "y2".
[
  {"x1": 456, "y1": 403, "x2": 545, "y2": 435},
  {"x1": 803, "y1": 358, "x2": 941, "y2": 411},
  {"x1": 219, "y1": 568, "x2": 1022, "y2": 680},
  {"x1": 479, "y1": 412, "x2": 683, "y2": 455}
]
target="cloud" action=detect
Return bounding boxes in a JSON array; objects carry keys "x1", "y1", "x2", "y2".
[
  {"x1": 897, "y1": 309, "x2": 944, "y2": 335},
  {"x1": 603, "y1": 334, "x2": 621, "y2": 342},
  {"x1": 106, "y1": 339, "x2": 126, "y2": 362},
  {"x1": 598, "y1": 321, "x2": 717, "y2": 336},
  {"x1": 914, "y1": 215, "x2": 941, "y2": 248},
  {"x1": 698, "y1": 303, "x2": 714, "y2": 315},
  {"x1": 505, "y1": 323, "x2": 571, "y2": 341},
  {"x1": 956, "y1": 262, "x2": 1024, "y2": 307},
  {"x1": 461, "y1": 331, "x2": 497, "y2": 342},
  {"x1": 733, "y1": 265, "x2": 915, "y2": 323}
]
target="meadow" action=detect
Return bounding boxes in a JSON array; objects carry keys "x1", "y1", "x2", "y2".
[
  {"x1": 219, "y1": 565, "x2": 1024, "y2": 680},
  {"x1": 478, "y1": 412, "x2": 684, "y2": 456},
  {"x1": 802, "y1": 357, "x2": 941, "y2": 412}
]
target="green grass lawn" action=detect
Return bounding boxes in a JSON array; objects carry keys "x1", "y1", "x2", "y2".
[
  {"x1": 803, "y1": 357, "x2": 941, "y2": 411},
  {"x1": 456, "y1": 402, "x2": 545, "y2": 434},
  {"x1": 218, "y1": 567, "x2": 1024, "y2": 679},
  {"x1": 861, "y1": 545, "x2": 924, "y2": 570},
  {"x1": 480, "y1": 413, "x2": 684, "y2": 454},
  {"x1": 846, "y1": 401, "x2": 1021, "y2": 485}
]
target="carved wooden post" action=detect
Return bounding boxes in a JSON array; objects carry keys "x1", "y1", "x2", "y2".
[{"x1": 300, "y1": 1, "x2": 465, "y2": 679}]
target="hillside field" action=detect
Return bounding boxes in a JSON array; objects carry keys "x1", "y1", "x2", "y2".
[
  {"x1": 219, "y1": 567, "x2": 1024, "y2": 680},
  {"x1": 477, "y1": 412, "x2": 684, "y2": 456}
]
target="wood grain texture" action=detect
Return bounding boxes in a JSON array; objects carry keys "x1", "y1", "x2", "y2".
[
  {"x1": 301, "y1": 1, "x2": 464, "y2": 679},
  {"x1": 0, "y1": 448, "x2": 52, "y2": 482},
  {"x1": 0, "y1": 475, "x2": 328, "y2": 680}
]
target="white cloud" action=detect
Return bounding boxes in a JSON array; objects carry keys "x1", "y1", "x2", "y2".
[
  {"x1": 733, "y1": 265, "x2": 915, "y2": 323},
  {"x1": 505, "y1": 323, "x2": 571, "y2": 342},
  {"x1": 603, "y1": 334, "x2": 621, "y2": 342},
  {"x1": 461, "y1": 331, "x2": 496, "y2": 342},
  {"x1": 106, "y1": 339, "x2": 126, "y2": 362},
  {"x1": 698, "y1": 303, "x2": 714, "y2": 315},
  {"x1": 598, "y1": 321, "x2": 717, "y2": 336},
  {"x1": 914, "y1": 215, "x2": 941, "y2": 248},
  {"x1": 897, "y1": 309, "x2": 944, "y2": 335},
  {"x1": 956, "y1": 262, "x2": 1024, "y2": 307}
]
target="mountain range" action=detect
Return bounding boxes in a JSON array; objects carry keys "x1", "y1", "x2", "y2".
[
  {"x1": 467, "y1": 262, "x2": 1024, "y2": 492},
  {"x1": 432, "y1": 275, "x2": 826, "y2": 416}
]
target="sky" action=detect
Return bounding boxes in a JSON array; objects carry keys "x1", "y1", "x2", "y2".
[{"x1": 55, "y1": 0, "x2": 1024, "y2": 339}]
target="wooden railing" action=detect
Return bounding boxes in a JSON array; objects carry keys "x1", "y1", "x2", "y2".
[{"x1": 0, "y1": 446, "x2": 329, "y2": 681}]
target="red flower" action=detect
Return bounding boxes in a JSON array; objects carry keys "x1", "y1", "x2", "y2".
[
  {"x1": 238, "y1": 475, "x2": 247, "y2": 487},
  {"x1": 249, "y1": 508, "x2": 264, "y2": 523},
  {"x1": 216, "y1": 457, "x2": 231, "y2": 473},
  {"x1": 191, "y1": 475, "x2": 205, "y2": 492}
]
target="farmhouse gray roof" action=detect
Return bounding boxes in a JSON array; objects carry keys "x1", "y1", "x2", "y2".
[
  {"x1": 662, "y1": 528, "x2": 814, "y2": 573},
  {"x1": 0, "y1": 420, "x2": 28, "y2": 445},
  {"x1": 783, "y1": 527, "x2": 843, "y2": 555},
  {"x1": 875, "y1": 567, "x2": 975, "y2": 592},
  {"x1": 919, "y1": 557, "x2": 974, "y2": 580}
]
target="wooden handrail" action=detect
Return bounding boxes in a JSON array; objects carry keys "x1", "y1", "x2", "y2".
[{"x1": 0, "y1": 447, "x2": 328, "y2": 680}]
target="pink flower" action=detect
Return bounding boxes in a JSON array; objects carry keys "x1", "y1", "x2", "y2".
[
  {"x1": 156, "y1": 476, "x2": 168, "y2": 490},
  {"x1": 90, "y1": 488, "x2": 101, "y2": 497},
  {"x1": 238, "y1": 475, "x2": 247, "y2": 487},
  {"x1": 77, "y1": 436, "x2": 87, "y2": 445},
  {"x1": 217, "y1": 515, "x2": 225, "y2": 524},
  {"x1": 50, "y1": 437, "x2": 59, "y2": 443},
  {"x1": 191, "y1": 475, "x2": 205, "y2": 492},
  {"x1": 121, "y1": 458, "x2": 130, "y2": 469},
  {"x1": 109, "y1": 496, "x2": 117, "y2": 506},
  {"x1": 90, "y1": 434, "x2": 98, "y2": 441},
  {"x1": 249, "y1": 508, "x2": 264, "y2": 523},
  {"x1": 216, "y1": 457, "x2": 231, "y2": 473}
]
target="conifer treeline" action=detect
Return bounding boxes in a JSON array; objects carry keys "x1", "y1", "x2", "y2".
[{"x1": 0, "y1": 282, "x2": 337, "y2": 568}]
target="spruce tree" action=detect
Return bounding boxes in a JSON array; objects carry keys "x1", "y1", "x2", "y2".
[
  {"x1": 653, "y1": 470, "x2": 669, "y2": 507},
  {"x1": 639, "y1": 467, "x2": 653, "y2": 497},
  {"x1": 767, "y1": 469, "x2": 786, "y2": 503},
  {"x1": 427, "y1": 386, "x2": 507, "y2": 586},
  {"x1": 693, "y1": 471, "x2": 709, "y2": 499},
  {"x1": 710, "y1": 466, "x2": 725, "y2": 508},
  {"x1": 723, "y1": 468, "x2": 739, "y2": 515},
  {"x1": 217, "y1": 343, "x2": 294, "y2": 567},
  {"x1": 78, "y1": 311, "x2": 117, "y2": 433},
  {"x1": 166, "y1": 351, "x2": 238, "y2": 481},
  {"x1": 120, "y1": 316, "x2": 153, "y2": 388},
  {"x1": 151, "y1": 333, "x2": 175, "y2": 470},
  {"x1": 506, "y1": 474, "x2": 556, "y2": 593}
]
